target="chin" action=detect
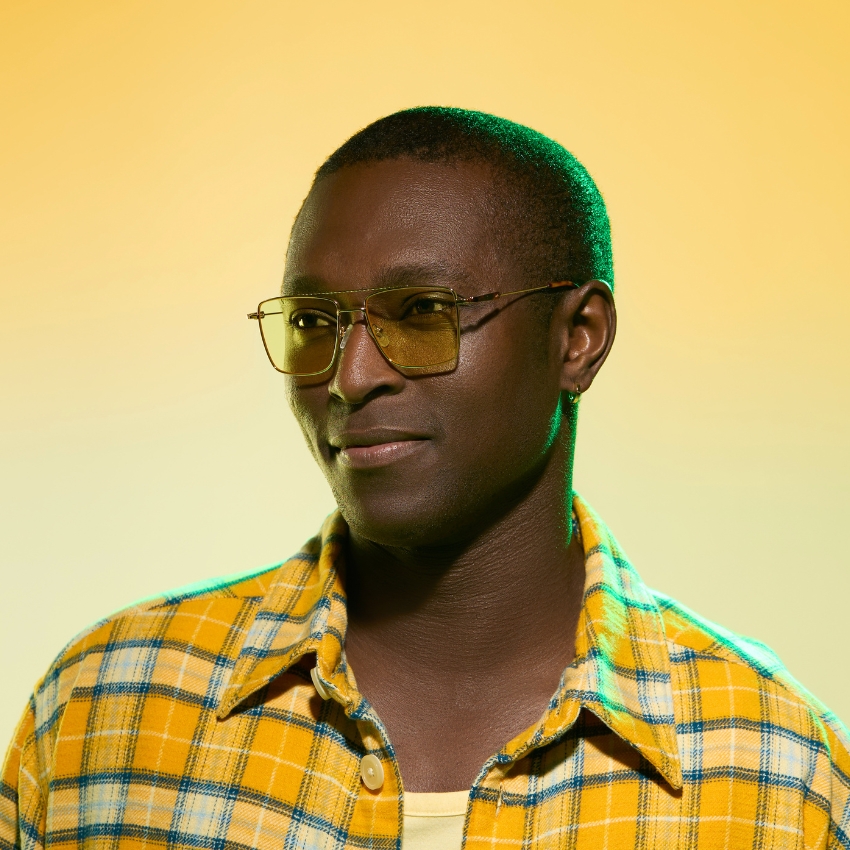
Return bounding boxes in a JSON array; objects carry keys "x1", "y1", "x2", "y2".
[{"x1": 334, "y1": 485, "x2": 471, "y2": 550}]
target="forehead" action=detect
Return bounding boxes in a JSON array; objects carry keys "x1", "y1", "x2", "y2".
[{"x1": 285, "y1": 158, "x2": 506, "y2": 293}]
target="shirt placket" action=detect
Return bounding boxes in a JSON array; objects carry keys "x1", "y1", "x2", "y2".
[
  {"x1": 311, "y1": 658, "x2": 404, "y2": 846},
  {"x1": 461, "y1": 695, "x2": 584, "y2": 849}
]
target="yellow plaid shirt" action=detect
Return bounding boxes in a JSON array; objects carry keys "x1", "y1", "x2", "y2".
[{"x1": 3, "y1": 496, "x2": 849, "y2": 849}]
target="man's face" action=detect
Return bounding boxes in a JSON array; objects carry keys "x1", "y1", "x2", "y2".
[{"x1": 284, "y1": 158, "x2": 568, "y2": 548}]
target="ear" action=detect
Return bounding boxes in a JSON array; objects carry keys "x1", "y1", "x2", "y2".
[{"x1": 551, "y1": 280, "x2": 617, "y2": 394}]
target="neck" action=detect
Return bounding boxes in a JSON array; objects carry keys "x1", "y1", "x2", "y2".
[{"x1": 344, "y1": 443, "x2": 586, "y2": 679}]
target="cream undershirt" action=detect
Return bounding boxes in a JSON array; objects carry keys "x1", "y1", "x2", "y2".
[{"x1": 402, "y1": 789, "x2": 470, "y2": 850}]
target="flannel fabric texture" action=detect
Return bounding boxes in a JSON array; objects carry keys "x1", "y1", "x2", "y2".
[{"x1": 2, "y1": 495, "x2": 849, "y2": 849}]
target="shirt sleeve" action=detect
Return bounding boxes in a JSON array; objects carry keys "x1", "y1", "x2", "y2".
[
  {"x1": 0, "y1": 700, "x2": 45, "y2": 850},
  {"x1": 825, "y1": 715, "x2": 850, "y2": 849}
]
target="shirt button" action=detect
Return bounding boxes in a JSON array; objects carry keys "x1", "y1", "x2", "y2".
[
  {"x1": 310, "y1": 666, "x2": 331, "y2": 700},
  {"x1": 360, "y1": 754, "x2": 384, "y2": 790}
]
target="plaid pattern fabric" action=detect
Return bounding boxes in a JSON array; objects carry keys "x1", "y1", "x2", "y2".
[{"x1": 2, "y1": 494, "x2": 849, "y2": 849}]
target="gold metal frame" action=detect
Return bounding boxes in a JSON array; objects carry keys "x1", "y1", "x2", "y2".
[{"x1": 247, "y1": 280, "x2": 581, "y2": 376}]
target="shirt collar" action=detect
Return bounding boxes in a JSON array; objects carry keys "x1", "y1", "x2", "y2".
[
  {"x1": 216, "y1": 511, "x2": 359, "y2": 719},
  {"x1": 496, "y1": 495, "x2": 683, "y2": 789},
  {"x1": 216, "y1": 495, "x2": 682, "y2": 789}
]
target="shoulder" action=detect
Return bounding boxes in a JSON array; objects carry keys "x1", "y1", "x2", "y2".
[
  {"x1": 50, "y1": 562, "x2": 280, "y2": 663},
  {"x1": 29, "y1": 557, "x2": 305, "y2": 746},
  {"x1": 652, "y1": 589, "x2": 850, "y2": 764}
]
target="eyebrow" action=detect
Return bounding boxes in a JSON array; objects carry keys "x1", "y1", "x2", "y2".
[{"x1": 282, "y1": 262, "x2": 473, "y2": 296}]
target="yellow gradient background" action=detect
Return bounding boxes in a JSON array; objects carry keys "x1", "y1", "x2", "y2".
[{"x1": 2, "y1": 1, "x2": 848, "y2": 745}]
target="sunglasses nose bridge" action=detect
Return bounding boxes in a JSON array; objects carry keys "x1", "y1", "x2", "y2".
[
  {"x1": 336, "y1": 306, "x2": 379, "y2": 353},
  {"x1": 337, "y1": 304, "x2": 387, "y2": 359},
  {"x1": 337, "y1": 306, "x2": 366, "y2": 320}
]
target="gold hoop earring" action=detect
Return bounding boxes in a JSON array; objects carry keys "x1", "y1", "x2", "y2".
[{"x1": 570, "y1": 383, "x2": 582, "y2": 404}]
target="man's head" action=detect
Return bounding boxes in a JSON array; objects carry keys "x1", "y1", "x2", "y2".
[
  {"x1": 309, "y1": 107, "x2": 613, "y2": 293},
  {"x1": 282, "y1": 108, "x2": 616, "y2": 550}
]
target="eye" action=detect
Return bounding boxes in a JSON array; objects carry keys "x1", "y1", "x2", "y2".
[
  {"x1": 290, "y1": 310, "x2": 334, "y2": 330},
  {"x1": 409, "y1": 295, "x2": 453, "y2": 315}
]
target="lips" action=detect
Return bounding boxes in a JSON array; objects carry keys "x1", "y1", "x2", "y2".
[{"x1": 328, "y1": 429, "x2": 429, "y2": 469}]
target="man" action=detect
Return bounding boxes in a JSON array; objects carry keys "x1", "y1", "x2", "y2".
[{"x1": 2, "y1": 107, "x2": 848, "y2": 849}]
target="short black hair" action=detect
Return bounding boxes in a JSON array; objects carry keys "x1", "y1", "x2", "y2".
[{"x1": 312, "y1": 107, "x2": 613, "y2": 291}]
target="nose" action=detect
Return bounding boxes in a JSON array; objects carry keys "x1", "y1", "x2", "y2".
[{"x1": 328, "y1": 313, "x2": 405, "y2": 404}]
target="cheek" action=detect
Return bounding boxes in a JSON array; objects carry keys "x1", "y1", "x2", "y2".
[
  {"x1": 285, "y1": 379, "x2": 325, "y2": 460},
  {"x1": 444, "y1": 326, "x2": 560, "y2": 465}
]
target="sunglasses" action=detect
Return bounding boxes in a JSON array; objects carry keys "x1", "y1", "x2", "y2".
[{"x1": 248, "y1": 280, "x2": 580, "y2": 376}]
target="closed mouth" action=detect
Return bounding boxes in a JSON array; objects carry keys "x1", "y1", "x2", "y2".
[{"x1": 328, "y1": 430, "x2": 430, "y2": 469}]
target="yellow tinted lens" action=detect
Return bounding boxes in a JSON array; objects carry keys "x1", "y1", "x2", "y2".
[
  {"x1": 365, "y1": 287, "x2": 458, "y2": 367},
  {"x1": 258, "y1": 297, "x2": 337, "y2": 374}
]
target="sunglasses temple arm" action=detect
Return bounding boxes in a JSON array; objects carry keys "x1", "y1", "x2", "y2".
[{"x1": 456, "y1": 280, "x2": 578, "y2": 305}]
